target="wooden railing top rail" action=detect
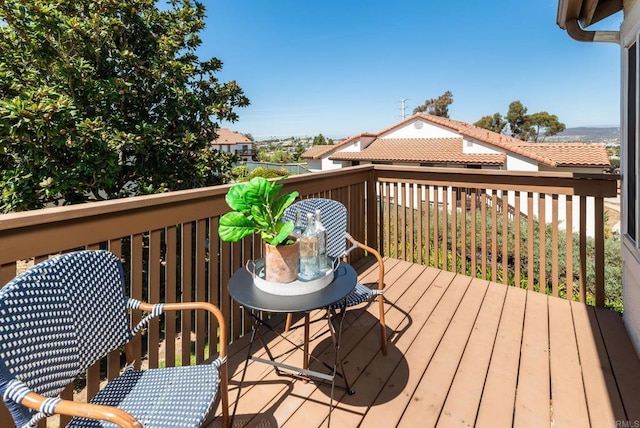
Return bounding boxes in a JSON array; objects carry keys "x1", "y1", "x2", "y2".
[{"x1": 372, "y1": 165, "x2": 620, "y2": 198}]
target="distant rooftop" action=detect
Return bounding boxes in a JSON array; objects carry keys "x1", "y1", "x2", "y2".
[{"x1": 210, "y1": 128, "x2": 252, "y2": 146}]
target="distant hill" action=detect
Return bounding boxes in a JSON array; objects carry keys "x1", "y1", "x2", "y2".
[{"x1": 545, "y1": 126, "x2": 620, "y2": 144}]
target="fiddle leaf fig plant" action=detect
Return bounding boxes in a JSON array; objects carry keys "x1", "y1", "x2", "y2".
[{"x1": 218, "y1": 177, "x2": 299, "y2": 246}]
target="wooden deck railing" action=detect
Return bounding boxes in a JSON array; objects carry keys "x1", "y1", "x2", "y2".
[
  {"x1": 0, "y1": 164, "x2": 619, "y2": 427},
  {"x1": 373, "y1": 165, "x2": 619, "y2": 306}
]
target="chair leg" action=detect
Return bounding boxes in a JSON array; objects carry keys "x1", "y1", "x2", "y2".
[
  {"x1": 285, "y1": 313, "x2": 293, "y2": 332},
  {"x1": 377, "y1": 294, "x2": 387, "y2": 356}
]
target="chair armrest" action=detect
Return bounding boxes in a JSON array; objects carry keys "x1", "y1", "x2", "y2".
[
  {"x1": 136, "y1": 301, "x2": 227, "y2": 360},
  {"x1": 346, "y1": 235, "x2": 385, "y2": 291},
  {"x1": 19, "y1": 392, "x2": 142, "y2": 428}
]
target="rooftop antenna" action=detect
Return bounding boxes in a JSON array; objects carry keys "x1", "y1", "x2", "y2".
[{"x1": 398, "y1": 98, "x2": 409, "y2": 120}]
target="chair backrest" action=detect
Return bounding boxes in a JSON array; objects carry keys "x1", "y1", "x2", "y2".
[
  {"x1": 0, "y1": 250, "x2": 132, "y2": 425},
  {"x1": 283, "y1": 198, "x2": 348, "y2": 258}
]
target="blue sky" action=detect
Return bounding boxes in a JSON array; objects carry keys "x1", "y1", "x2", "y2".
[{"x1": 200, "y1": 1, "x2": 622, "y2": 140}]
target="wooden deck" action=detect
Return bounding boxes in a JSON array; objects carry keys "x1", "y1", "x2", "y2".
[{"x1": 211, "y1": 258, "x2": 640, "y2": 428}]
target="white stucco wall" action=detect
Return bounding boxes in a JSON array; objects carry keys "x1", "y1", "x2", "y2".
[
  {"x1": 381, "y1": 118, "x2": 459, "y2": 139},
  {"x1": 462, "y1": 139, "x2": 503, "y2": 155},
  {"x1": 505, "y1": 153, "x2": 539, "y2": 171}
]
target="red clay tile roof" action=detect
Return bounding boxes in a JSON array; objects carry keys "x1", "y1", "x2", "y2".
[
  {"x1": 301, "y1": 133, "x2": 375, "y2": 159},
  {"x1": 329, "y1": 138, "x2": 506, "y2": 165},
  {"x1": 301, "y1": 144, "x2": 337, "y2": 159},
  {"x1": 210, "y1": 128, "x2": 252, "y2": 145},
  {"x1": 512, "y1": 143, "x2": 611, "y2": 167}
]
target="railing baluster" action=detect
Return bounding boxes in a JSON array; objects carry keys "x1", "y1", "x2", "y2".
[
  {"x1": 501, "y1": 192, "x2": 509, "y2": 285},
  {"x1": 451, "y1": 186, "x2": 458, "y2": 273},
  {"x1": 180, "y1": 224, "x2": 193, "y2": 366},
  {"x1": 527, "y1": 192, "x2": 535, "y2": 291},
  {"x1": 595, "y1": 196, "x2": 605, "y2": 307},
  {"x1": 461, "y1": 188, "x2": 467, "y2": 275},
  {"x1": 443, "y1": 186, "x2": 449, "y2": 271},
  {"x1": 579, "y1": 196, "x2": 587, "y2": 303},
  {"x1": 471, "y1": 188, "x2": 477, "y2": 277},
  {"x1": 491, "y1": 191, "x2": 498, "y2": 282},
  {"x1": 433, "y1": 186, "x2": 440, "y2": 269},
  {"x1": 166, "y1": 226, "x2": 177, "y2": 367},
  {"x1": 539, "y1": 193, "x2": 547, "y2": 293},
  {"x1": 481, "y1": 189, "x2": 487, "y2": 279},
  {"x1": 514, "y1": 191, "x2": 521, "y2": 287},
  {"x1": 195, "y1": 220, "x2": 207, "y2": 363},
  {"x1": 148, "y1": 229, "x2": 162, "y2": 368},
  {"x1": 566, "y1": 196, "x2": 574, "y2": 302},
  {"x1": 551, "y1": 195, "x2": 559, "y2": 297}
]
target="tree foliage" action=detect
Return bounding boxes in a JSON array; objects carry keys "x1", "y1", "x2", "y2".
[
  {"x1": 527, "y1": 112, "x2": 566, "y2": 142},
  {"x1": 0, "y1": 0, "x2": 249, "y2": 212},
  {"x1": 312, "y1": 133, "x2": 328, "y2": 145},
  {"x1": 413, "y1": 91, "x2": 453, "y2": 117},
  {"x1": 473, "y1": 113, "x2": 506, "y2": 134},
  {"x1": 476, "y1": 100, "x2": 566, "y2": 142}
]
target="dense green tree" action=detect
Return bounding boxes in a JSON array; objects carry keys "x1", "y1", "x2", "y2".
[
  {"x1": 505, "y1": 101, "x2": 531, "y2": 139},
  {"x1": 294, "y1": 142, "x2": 306, "y2": 161},
  {"x1": 479, "y1": 101, "x2": 566, "y2": 142},
  {"x1": 413, "y1": 91, "x2": 453, "y2": 117},
  {"x1": 0, "y1": 0, "x2": 249, "y2": 212},
  {"x1": 312, "y1": 133, "x2": 327, "y2": 145},
  {"x1": 474, "y1": 112, "x2": 507, "y2": 134},
  {"x1": 526, "y1": 112, "x2": 566, "y2": 142}
]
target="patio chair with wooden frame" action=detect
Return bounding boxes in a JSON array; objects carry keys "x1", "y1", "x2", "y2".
[
  {"x1": 283, "y1": 198, "x2": 388, "y2": 355},
  {"x1": 0, "y1": 250, "x2": 229, "y2": 428}
]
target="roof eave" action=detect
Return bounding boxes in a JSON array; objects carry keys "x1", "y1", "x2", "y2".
[{"x1": 557, "y1": 0, "x2": 622, "y2": 29}]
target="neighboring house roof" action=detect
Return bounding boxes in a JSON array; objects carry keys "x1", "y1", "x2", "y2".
[
  {"x1": 513, "y1": 143, "x2": 611, "y2": 167},
  {"x1": 305, "y1": 113, "x2": 609, "y2": 169},
  {"x1": 329, "y1": 138, "x2": 506, "y2": 165},
  {"x1": 301, "y1": 133, "x2": 375, "y2": 159},
  {"x1": 302, "y1": 144, "x2": 338, "y2": 160},
  {"x1": 210, "y1": 128, "x2": 252, "y2": 146}
]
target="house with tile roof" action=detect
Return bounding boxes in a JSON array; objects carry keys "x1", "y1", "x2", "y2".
[
  {"x1": 302, "y1": 113, "x2": 610, "y2": 173},
  {"x1": 210, "y1": 128, "x2": 256, "y2": 161}
]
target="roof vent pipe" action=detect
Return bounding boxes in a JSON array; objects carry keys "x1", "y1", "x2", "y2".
[{"x1": 566, "y1": 19, "x2": 619, "y2": 44}]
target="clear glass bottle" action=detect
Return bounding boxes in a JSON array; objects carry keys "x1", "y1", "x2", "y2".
[
  {"x1": 314, "y1": 209, "x2": 329, "y2": 272},
  {"x1": 299, "y1": 212, "x2": 319, "y2": 279},
  {"x1": 292, "y1": 210, "x2": 305, "y2": 238}
]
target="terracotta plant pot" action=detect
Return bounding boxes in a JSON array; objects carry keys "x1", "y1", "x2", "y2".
[{"x1": 263, "y1": 239, "x2": 300, "y2": 283}]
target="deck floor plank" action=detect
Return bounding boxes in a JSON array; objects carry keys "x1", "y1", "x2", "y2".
[
  {"x1": 361, "y1": 270, "x2": 470, "y2": 427},
  {"x1": 437, "y1": 280, "x2": 508, "y2": 428},
  {"x1": 513, "y1": 290, "x2": 550, "y2": 428},
  {"x1": 594, "y1": 306, "x2": 640, "y2": 422},
  {"x1": 570, "y1": 301, "x2": 626, "y2": 427},
  {"x1": 475, "y1": 286, "x2": 527, "y2": 427},
  {"x1": 399, "y1": 278, "x2": 490, "y2": 427},
  {"x1": 548, "y1": 295, "x2": 590, "y2": 427},
  {"x1": 204, "y1": 258, "x2": 640, "y2": 428}
]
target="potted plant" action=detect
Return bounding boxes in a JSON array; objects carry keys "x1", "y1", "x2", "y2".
[{"x1": 218, "y1": 176, "x2": 300, "y2": 283}]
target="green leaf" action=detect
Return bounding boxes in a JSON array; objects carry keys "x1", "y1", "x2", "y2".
[
  {"x1": 242, "y1": 177, "x2": 270, "y2": 207},
  {"x1": 250, "y1": 205, "x2": 270, "y2": 228},
  {"x1": 225, "y1": 184, "x2": 251, "y2": 213},
  {"x1": 271, "y1": 221, "x2": 294, "y2": 246},
  {"x1": 218, "y1": 212, "x2": 255, "y2": 242},
  {"x1": 272, "y1": 191, "x2": 299, "y2": 220}
]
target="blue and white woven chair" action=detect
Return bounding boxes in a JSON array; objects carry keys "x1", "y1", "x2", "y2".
[
  {"x1": 283, "y1": 198, "x2": 388, "y2": 355},
  {"x1": 0, "y1": 250, "x2": 229, "y2": 428}
]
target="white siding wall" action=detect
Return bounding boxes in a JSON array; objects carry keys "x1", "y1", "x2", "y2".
[{"x1": 622, "y1": 0, "x2": 640, "y2": 353}]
